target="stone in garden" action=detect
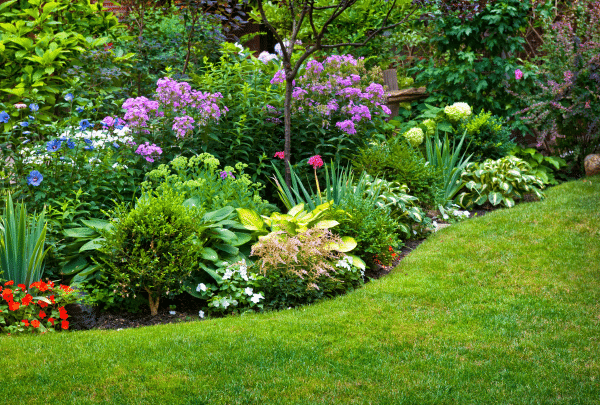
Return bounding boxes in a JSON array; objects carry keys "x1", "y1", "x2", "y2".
[{"x1": 584, "y1": 154, "x2": 600, "y2": 176}]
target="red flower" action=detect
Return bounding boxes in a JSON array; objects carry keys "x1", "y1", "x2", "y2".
[
  {"x1": 308, "y1": 155, "x2": 324, "y2": 169},
  {"x1": 60, "y1": 284, "x2": 74, "y2": 294},
  {"x1": 0, "y1": 286, "x2": 2, "y2": 292},
  {"x1": 59, "y1": 311, "x2": 69, "y2": 320},
  {"x1": 8, "y1": 301, "x2": 20, "y2": 311},
  {"x1": 61, "y1": 320, "x2": 69, "y2": 330},
  {"x1": 21, "y1": 319, "x2": 29, "y2": 327},
  {"x1": 30, "y1": 281, "x2": 49, "y2": 292},
  {"x1": 4, "y1": 280, "x2": 14, "y2": 286},
  {"x1": 39, "y1": 310, "x2": 46, "y2": 319},
  {"x1": 48, "y1": 317, "x2": 55, "y2": 326},
  {"x1": 31, "y1": 320, "x2": 40, "y2": 328},
  {"x1": 21, "y1": 294, "x2": 33, "y2": 306},
  {"x1": 38, "y1": 300, "x2": 48, "y2": 308},
  {"x1": 48, "y1": 280, "x2": 55, "y2": 288},
  {"x1": 274, "y1": 151, "x2": 285, "y2": 159},
  {"x1": 49, "y1": 295, "x2": 55, "y2": 304},
  {"x1": 17, "y1": 284, "x2": 26, "y2": 291}
]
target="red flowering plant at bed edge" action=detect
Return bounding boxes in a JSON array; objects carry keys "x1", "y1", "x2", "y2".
[{"x1": 0, "y1": 279, "x2": 78, "y2": 335}]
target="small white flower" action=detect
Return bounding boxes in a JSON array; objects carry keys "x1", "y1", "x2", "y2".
[
  {"x1": 196, "y1": 283, "x2": 207, "y2": 292},
  {"x1": 443, "y1": 213, "x2": 449, "y2": 220},
  {"x1": 251, "y1": 293, "x2": 264, "y2": 303},
  {"x1": 223, "y1": 270, "x2": 233, "y2": 280},
  {"x1": 169, "y1": 311, "x2": 176, "y2": 315},
  {"x1": 244, "y1": 287, "x2": 254, "y2": 296},
  {"x1": 222, "y1": 299, "x2": 230, "y2": 309},
  {"x1": 198, "y1": 310, "x2": 204, "y2": 318}
]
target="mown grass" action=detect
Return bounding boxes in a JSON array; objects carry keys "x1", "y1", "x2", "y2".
[{"x1": 1, "y1": 177, "x2": 599, "y2": 404}]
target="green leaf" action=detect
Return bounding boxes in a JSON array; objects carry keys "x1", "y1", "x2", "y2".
[
  {"x1": 61, "y1": 256, "x2": 88, "y2": 275},
  {"x1": 203, "y1": 206, "x2": 234, "y2": 223},
  {"x1": 79, "y1": 238, "x2": 104, "y2": 252},
  {"x1": 201, "y1": 247, "x2": 219, "y2": 262},
  {"x1": 488, "y1": 191, "x2": 503, "y2": 206}
]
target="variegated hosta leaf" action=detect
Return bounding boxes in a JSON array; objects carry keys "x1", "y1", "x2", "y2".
[
  {"x1": 488, "y1": 191, "x2": 503, "y2": 206},
  {"x1": 465, "y1": 180, "x2": 478, "y2": 190},
  {"x1": 504, "y1": 197, "x2": 515, "y2": 208},
  {"x1": 474, "y1": 193, "x2": 488, "y2": 206}
]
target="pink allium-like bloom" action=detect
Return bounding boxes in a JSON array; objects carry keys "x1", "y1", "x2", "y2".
[
  {"x1": 308, "y1": 155, "x2": 324, "y2": 169},
  {"x1": 15, "y1": 103, "x2": 27, "y2": 109},
  {"x1": 274, "y1": 151, "x2": 285, "y2": 159},
  {"x1": 101, "y1": 116, "x2": 116, "y2": 127},
  {"x1": 515, "y1": 69, "x2": 523, "y2": 80}
]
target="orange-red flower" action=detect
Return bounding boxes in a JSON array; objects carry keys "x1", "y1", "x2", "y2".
[
  {"x1": 60, "y1": 285, "x2": 74, "y2": 294},
  {"x1": 59, "y1": 311, "x2": 68, "y2": 320},
  {"x1": 48, "y1": 317, "x2": 55, "y2": 326},
  {"x1": 61, "y1": 320, "x2": 69, "y2": 330},
  {"x1": 37, "y1": 300, "x2": 48, "y2": 308},
  {"x1": 31, "y1": 320, "x2": 40, "y2": 328},
  {"x1": 21, "y1": 294, "x2": 33, "y2": 306},
  {"x1": 4, "y1": 280, "x2": 13, "y2": 286},
  {"x1": 39, "y1": 310, "x2": 46, "y2": 319},
  {"x1": 49, "y1": 295, "x2": 55, "y2": 304},
  {"x1": 17, "y1": 284, "x2": 26, "y2": 291},
  {"x1": 8, "y1": 301, "x2": 19, "y2": 311},
  {"x1": 21, "y1": 320, "x2": 29, "y2": 327}
]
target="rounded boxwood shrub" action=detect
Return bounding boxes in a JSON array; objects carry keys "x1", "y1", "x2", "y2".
[{"x1": 98, "y1": 189, "x2": 205, "y2": 315}]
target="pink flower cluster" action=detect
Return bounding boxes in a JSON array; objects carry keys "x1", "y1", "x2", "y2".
[
  {"x1": 270, "y1": 54, "x2": 390, "y2": 136},
  {"x1": 172, "y1": 115, "x2": 195, "y2": 138},
  {"x1": 122, "y1": 97, "x2": 161, "y2": 128},
  {"x1": 308, "y1": 155, "x2": 324, "y2": 169},
  {"x1": 274, "y1": 151, "x2": 285, "y2": 159},
  {"x1": 135, "y1": 142, "x2": 163, "y2": 162}
]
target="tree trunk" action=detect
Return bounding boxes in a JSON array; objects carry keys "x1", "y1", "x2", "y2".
[
  {"x1": 283, "y1": 76, "x2": 294, "y2": 188},
  {"x1": 145, "y1": 288, "x2": 160, "y2": 316}
]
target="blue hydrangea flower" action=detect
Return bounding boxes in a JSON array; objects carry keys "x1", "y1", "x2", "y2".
[
  {"x1": 20, "y1": 121, "x2": 29, "y2": 127},
  {"x1": 28, "y1": 115, "x2": 35, "y2": 121},
  {"x1": 84, "y1": 145, "x2": 94, "y2": 151},
  {"x1": 79, "y1": 119, "x2": 92, "y2": 131},
  {"x1": 83, "y1": 138, "x2": 92, "y2": 145},
  {"x1": 0, "y1": 111, "x2": 10, "y2": 123},
  {"x1": 59, "y1": 136, "x2": 67, "y2": 141},
  {"x1": 22, "y1": 139, "x2": 30, "y2": 144},
  {"x1": 76, "y1": 106, "x2": 84, "y2": 113},
  {"x1": 112, "y1": 142, "x2": 120, "y2": 149},
  {"x1": 65, "y1": 93, "x2": 74, "y2": 102},
  {"x1": 115, "y1": 124, "x2": 125, "y2": 130},
  {"x1": 66, "y1": 139, "x2": 75, "y2": 149},
  {"x1": 47, "y1": 139, "x2": 62, "y2": 152},
  {"x1": 27, "y1": 170, "x2": 43, "y2": 186},
  {"x1": 29, "y1": 103, "x2": 39, "y2": 112}
]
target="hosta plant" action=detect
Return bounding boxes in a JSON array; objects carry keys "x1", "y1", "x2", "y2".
[{"x1": 456, "y1": 156, "x2": 545, "y2": 209}]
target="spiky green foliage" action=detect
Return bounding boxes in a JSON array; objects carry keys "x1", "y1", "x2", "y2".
[{"x1": 0, "y1": 194, "x2": 49, "y2": 286}]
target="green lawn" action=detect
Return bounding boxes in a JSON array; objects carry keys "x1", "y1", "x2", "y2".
[{"x1": 2, "y1": 177, "x2": 599, "y2": 404}]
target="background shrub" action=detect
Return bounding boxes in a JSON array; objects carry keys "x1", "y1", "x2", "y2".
[
  {"x1": 456, "y1": 110, "x2": 515, "y2": 161},
  {"x1": 353, "y1": 139, "x2": 443, "y2": 206}
]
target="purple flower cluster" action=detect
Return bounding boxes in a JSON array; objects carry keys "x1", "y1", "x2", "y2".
[
  {"x1": 172, "y1": 116, "x2": 195, "y2": 138},
  {"x1": 270, "y1": 54, "x2": 390, "y2": 135},
  {"x1": 135, "y1": 142, "x2": 163, "y2": 163}
]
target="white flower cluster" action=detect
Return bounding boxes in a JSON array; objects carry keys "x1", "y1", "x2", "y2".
[
  {"x1": 60, "y1": 126, "x2": 133, "y2": 149},
  {"x1": 257, "y1": 51, "x2": 279, "y2": 64},
  {"x1": 336, "y1": 255, "x2": 365, "y2": 280},
  {"x1": 444, "y1": 102, "x2": 472, "y2": 122},
  {"x1": 403, "y1": 127, "x2": 424, "y2": 147}
]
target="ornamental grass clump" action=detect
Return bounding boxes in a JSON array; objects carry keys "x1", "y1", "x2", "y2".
[{"x1": 251, "y1": 228, "x2": 363, "y2": 309}]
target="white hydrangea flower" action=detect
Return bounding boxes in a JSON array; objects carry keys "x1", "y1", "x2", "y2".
[
  {"x1": 403, "y1": 127, "x2": 424, "y2": 147},
  {"x1": 196, "y1": 283, "x2": 207, "y2": 292},
  {"x1": 244, "y1": 287, "x2": 254, "y2": 296},
  {"x1": 444, "y1": 102, "x2": 472, "y2": 122},
  {"x1": 222, "y1": 269, "x2": 233, "y2": 280},
  {"x1": 251, "y1": 293, "x2": 264, "y2": 303},
  {"x1": 198, "y1": 310, "x2": 204, "y2": 318}
]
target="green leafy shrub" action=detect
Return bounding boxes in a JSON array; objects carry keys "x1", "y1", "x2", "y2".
[
  {"x1": 456, "y1": 156, "x2": 545, "y2": 209},
  {"x1": 98, "y1": 190, "x2": 252, "y2": 315},
  {"x1": 411, "y1": 0, "x2": 535, "y2": 118},
  {"x1": 353, "y1": 139, "x2": 443, "y2": 206},
  {"x1": 250, "y1": 228, "x2": 363, "y2": 310},
  {"x1": 189, "y1": 47, "x2": 283, "y2": 182},
  {"x1": 335, "y1": 193, "x2": 403, "y2": 267},
  {"x1": 0, "y1": 0, "x2": 124, "y2": 110},
  {"x1": 456, "y1": 110, "x2": 515, "y2": 161},
  {"x1": 509, "y1": 145, "x2": 566, "y2": 185},
  {"x1": 143, "y1": 153, "x2": 274, "y2": 215}
]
